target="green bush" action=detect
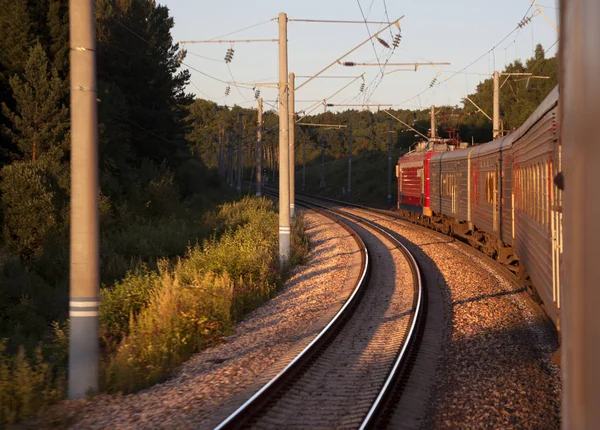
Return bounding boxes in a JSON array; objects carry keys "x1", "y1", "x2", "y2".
[
  {"x1": 0, "y1": 341, "x2": 65, "y2": 426},
  {"x1": 103, "y1": 197, "x2": 309, "y2": 392},
  {"x1": 103, "y1": 272, "x2": 231, "y2": 393}
]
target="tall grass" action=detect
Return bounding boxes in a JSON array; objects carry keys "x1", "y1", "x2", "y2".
[
  {"x1": 0, "y1": 196, "x2": 309, "y2": 424},
  {"x1": 102, "y1": 196, "x2": 309, "y2": 392}
]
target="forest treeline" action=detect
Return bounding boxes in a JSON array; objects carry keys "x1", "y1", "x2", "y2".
[
  {"x1": 187, "y1": 43, "x2": 557, "y2": 170},
  {"x1": 0, "y1": 0, "x2": 226, "y2": 366}
]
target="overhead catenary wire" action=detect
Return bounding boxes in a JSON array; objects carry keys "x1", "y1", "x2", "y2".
[{"x1": 207, "y1": 18, "x2": 277, "y2": 41}]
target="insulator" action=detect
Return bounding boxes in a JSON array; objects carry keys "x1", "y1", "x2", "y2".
[
  {"x1": 224, "y1": 47, "x2": 235, "y2": 63},
  {"x1": 430, "y1": 76, "x2": 437, "y2": 87},
  {"x1": 254, "y1": 89, "x2": 260, "y2": 99},
  {"x1": 377, "y1": 37, "x2": 390, "y2": 49},
  {"x1": 359, "y1": 83, "x2": 365, "y2": 92},
  {"x1": 342, "y1": 61, "x2": 356, "y2": 67},
  {"x1": 392, "y1": 33, "x2": 402, "y2": 48},
  {"x1": 225, "y1": 85, "x2": 231, "y2": 96}
]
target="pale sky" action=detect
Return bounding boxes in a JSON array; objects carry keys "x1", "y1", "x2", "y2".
[{"x1": 160, "y1": 1, "x2": 559, "y2": 114}]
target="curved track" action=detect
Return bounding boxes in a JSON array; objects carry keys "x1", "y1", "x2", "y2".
[{"x1": 215, "y1": 196, "x2": 423, "y2": 429}]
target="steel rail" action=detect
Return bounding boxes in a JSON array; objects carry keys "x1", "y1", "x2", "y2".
[
  {"x1": 292, "y1": 194, "x2": 424, "y2": 429},
  {"x1": 214, "y1": 202, "x2": 370, "y2": 430}
]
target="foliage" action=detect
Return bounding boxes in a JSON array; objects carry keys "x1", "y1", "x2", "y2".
[
  {"x1": 0, "y1": 160, "x2": 60, "y2": 260},
  {"x1": 101, "y1": 197, "x2": 309, "y2": 393},
  {"x1": 0, "y1": 341, "x2": 65, "y2": 426}
]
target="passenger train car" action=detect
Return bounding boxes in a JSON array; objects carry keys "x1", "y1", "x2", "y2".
[{"x1": 396, "y1": 87, "x2": 562, "y2": 327}]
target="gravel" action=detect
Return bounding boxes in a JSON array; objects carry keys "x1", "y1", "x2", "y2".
[
  {"x1": 36, "y1": 210, "x2": 362, "y2": 430},
  {"x1": 346, "y1": 209, "x2": 561, "y2": 430}
]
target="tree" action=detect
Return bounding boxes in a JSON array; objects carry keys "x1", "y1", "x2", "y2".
[{"x1": 1, "y1": 43, "x2": 69, "y2": 162}]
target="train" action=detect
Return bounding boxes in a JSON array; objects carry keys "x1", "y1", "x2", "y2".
[{"x1": 396, "y1": 86, "x2": 562, "y2": 328}]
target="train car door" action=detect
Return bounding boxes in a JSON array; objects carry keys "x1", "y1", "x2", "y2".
[
  {"x1": 550, "y1": 156, "x2": 562, "y2": 314},
  {"x1": 451, "y1": 174, "x2": 457, "y2": 213},
  {"x1": 493, "y1": 163, "x2": 499, "y2": 232}
]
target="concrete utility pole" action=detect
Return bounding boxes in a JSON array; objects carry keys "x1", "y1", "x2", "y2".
[
  {"x1": 68, "y1": 0, "x2": 99, "y2": 399},
  {"x1": 256, "y1": 98, "x2": 263, "y2": 197},
  {"x1": 302, "y1": 138, "x2": 306, "y2": 191},
  {"x1": 237, "y1": 113, "x2": 243, "y2": 194},
  {"x1": 493, "y1": 71, "x2": 500, "y2": 139},
  {"x1": 387, "y1": 119, "x2": 393, "y2": 207},
  {"x1": 218, "y1": 127, "x2": 224, "y2": 178},
  {"x1": 288, "y1": 72, "x2": 296, "y2": 220},
  {"x1": 560, "y1": 1, "x2": 600, "y2": 427},
  {"x1": 229, "y1": 132, "x2": 235, "y2": 187},
  {"x1": 320, "y1": 136, "x2": 326, "y2": 189},
  {"x1": 430, "y1": 105, "x2": 437, "y2": 139},
  {"x1": 278, "y1": 12, "x2": 291, "y2": 264},
  {"x1": 347, "y1": 124, "x2": 353, "y2": 197}
]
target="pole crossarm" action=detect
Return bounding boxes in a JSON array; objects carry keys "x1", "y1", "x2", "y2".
[
  {"x1": 180, "y1": 39, "x2": 278, "y2": 43},
  {"x1": 432, "y1": 65, "x2": 492, "y2": 121},
  {"x1": 531, "y1": 0, "x2": 558, "y2": 31},
  {"x1": 228, "y1": 81, "x2": 279, "y2": 88},
  {"x1": 295, "y1": 123, "x2": 348, "y2": 128},
  {"x1": 382, "y1": 110, "x2": 429, "y2": 140},
  {"x1": 288, "y1": 18, "x2": 397, "y2": 24},
  {"x1": 342, "y1": 61, "x2": 450, "y2": 72},
  {"x1": 326, "y1": 103, "x2": 393, "y2": 107},
  {"x1": 500, "y1": 73, "x2": 550, "y2": 89},
  {"x1": 295, "y1": 15, "x2": 405, "y2": 92},
  {"x1": 299, "y1": 74, "x2": 365, "y2": 118},
  {"x1": 296, "y1": 75, "x2": 365, "y2": 79}
]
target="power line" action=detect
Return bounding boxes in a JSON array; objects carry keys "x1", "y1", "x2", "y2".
[
  {"x1": 110, "y1": 16, "x2": 256, "y2": 96},
  {"x1": 186, "y1": 51, "x2": 225, "y2": 63},
  {"x1": 208, "y1": 18, "x2": 277, "y2": 41}
]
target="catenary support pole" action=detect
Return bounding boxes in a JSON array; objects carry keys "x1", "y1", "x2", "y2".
[
  {"x1": 237, "y1": 113, "x2": 243, "y2": 194},
  {"x1": 430, "y1": 105, "x2": 436, "y2": 139},
  {"x1": 320, "y1": 136, "x2": 325, "y2": 189},
  {"x1": 493, "y1": 70, "x2": 500, "y2": 139},
  {"x1": 347, "y1": 124, "x2": 353, "y2": 197},
  {"x1": 278, "y1": 12, "x2": 291, "y2": 264},
  {"x1": 256, "y1": 98, "x2": 263, "y2": 196},
  {"x1": 302, "y1": 138, "x2": 306, "y2": 191},
  {"x1": 289, "y1": 72, "x2": 296, "y2": 220},
  {"x1": 387, "y1": 119, "x2": 393, "y2": 206},
  {"x1": 68, "y1": 0, "x2": 99, "y2": 399}
]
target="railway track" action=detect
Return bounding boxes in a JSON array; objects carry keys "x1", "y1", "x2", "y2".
[{"x1": 215, "y1": 194, "x2": 423, "y2": 429}]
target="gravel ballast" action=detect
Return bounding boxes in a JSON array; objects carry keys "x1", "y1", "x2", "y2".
[{"x1": 347, "y1": 209, "x2": 561, "y2": 429}]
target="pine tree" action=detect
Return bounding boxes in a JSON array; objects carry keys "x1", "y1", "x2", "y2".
[{"x1": 1, "y1": 43, "x2": 69, "y2": 162}]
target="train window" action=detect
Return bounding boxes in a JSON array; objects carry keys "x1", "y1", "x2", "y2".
[
  {"x1": 486, "y1": 172, "x2": 492, "y2": 204},
  {"x1": 525, "y1": 167, "x2": 531, "y2": 216},
  {"x1": 535, "y1": 163, "x2": 542, "y2": 224}
]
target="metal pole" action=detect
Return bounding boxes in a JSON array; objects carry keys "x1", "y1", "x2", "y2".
[
  {"x1": 289, "y1": 72, "x2": 295, "y2": 220},
  {"x1": 560, "y1": 0, "x2": 600, "y2": 427},
  {"x1": 430, "y1": 105, "x2": 437, "y2": 139},
  {"x1": 347, "y1": 124, "x2": 353, "y2": 197},
  {"x1": 278, "y1": 12, "x2": 291, "y2": 264},
  {"x1": 218, "y1": 127, "x2": 224, "y2": 178},
  {"x1": 229, "y1": 132, "x2": 234, "y2": 187},
  {"x1": 237, "y1": 113, "x2": 243, "y2": 194},
  {"x1": 493, "y1": 70, "x2": 500, "y2": 139},
  {"x1": 387, "y1": 119, "x2": 393, "y2": 206},
  {"x1": 256, "y1": 98, "x2": 263, "y2": 197},
  {"x1": 320, "y1": 136, "x2": 325, "y2": 189},
  {"x1": 68, "y1": 0, "x2": 99, "y2": 399},
  {"x1": 302, "y1": 138, "x2": 306, "y2": 191}
]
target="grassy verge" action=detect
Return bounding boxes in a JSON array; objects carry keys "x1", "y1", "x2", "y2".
[{"x1": 0, "y1": 196, "x2": 309, "y2": 425}]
